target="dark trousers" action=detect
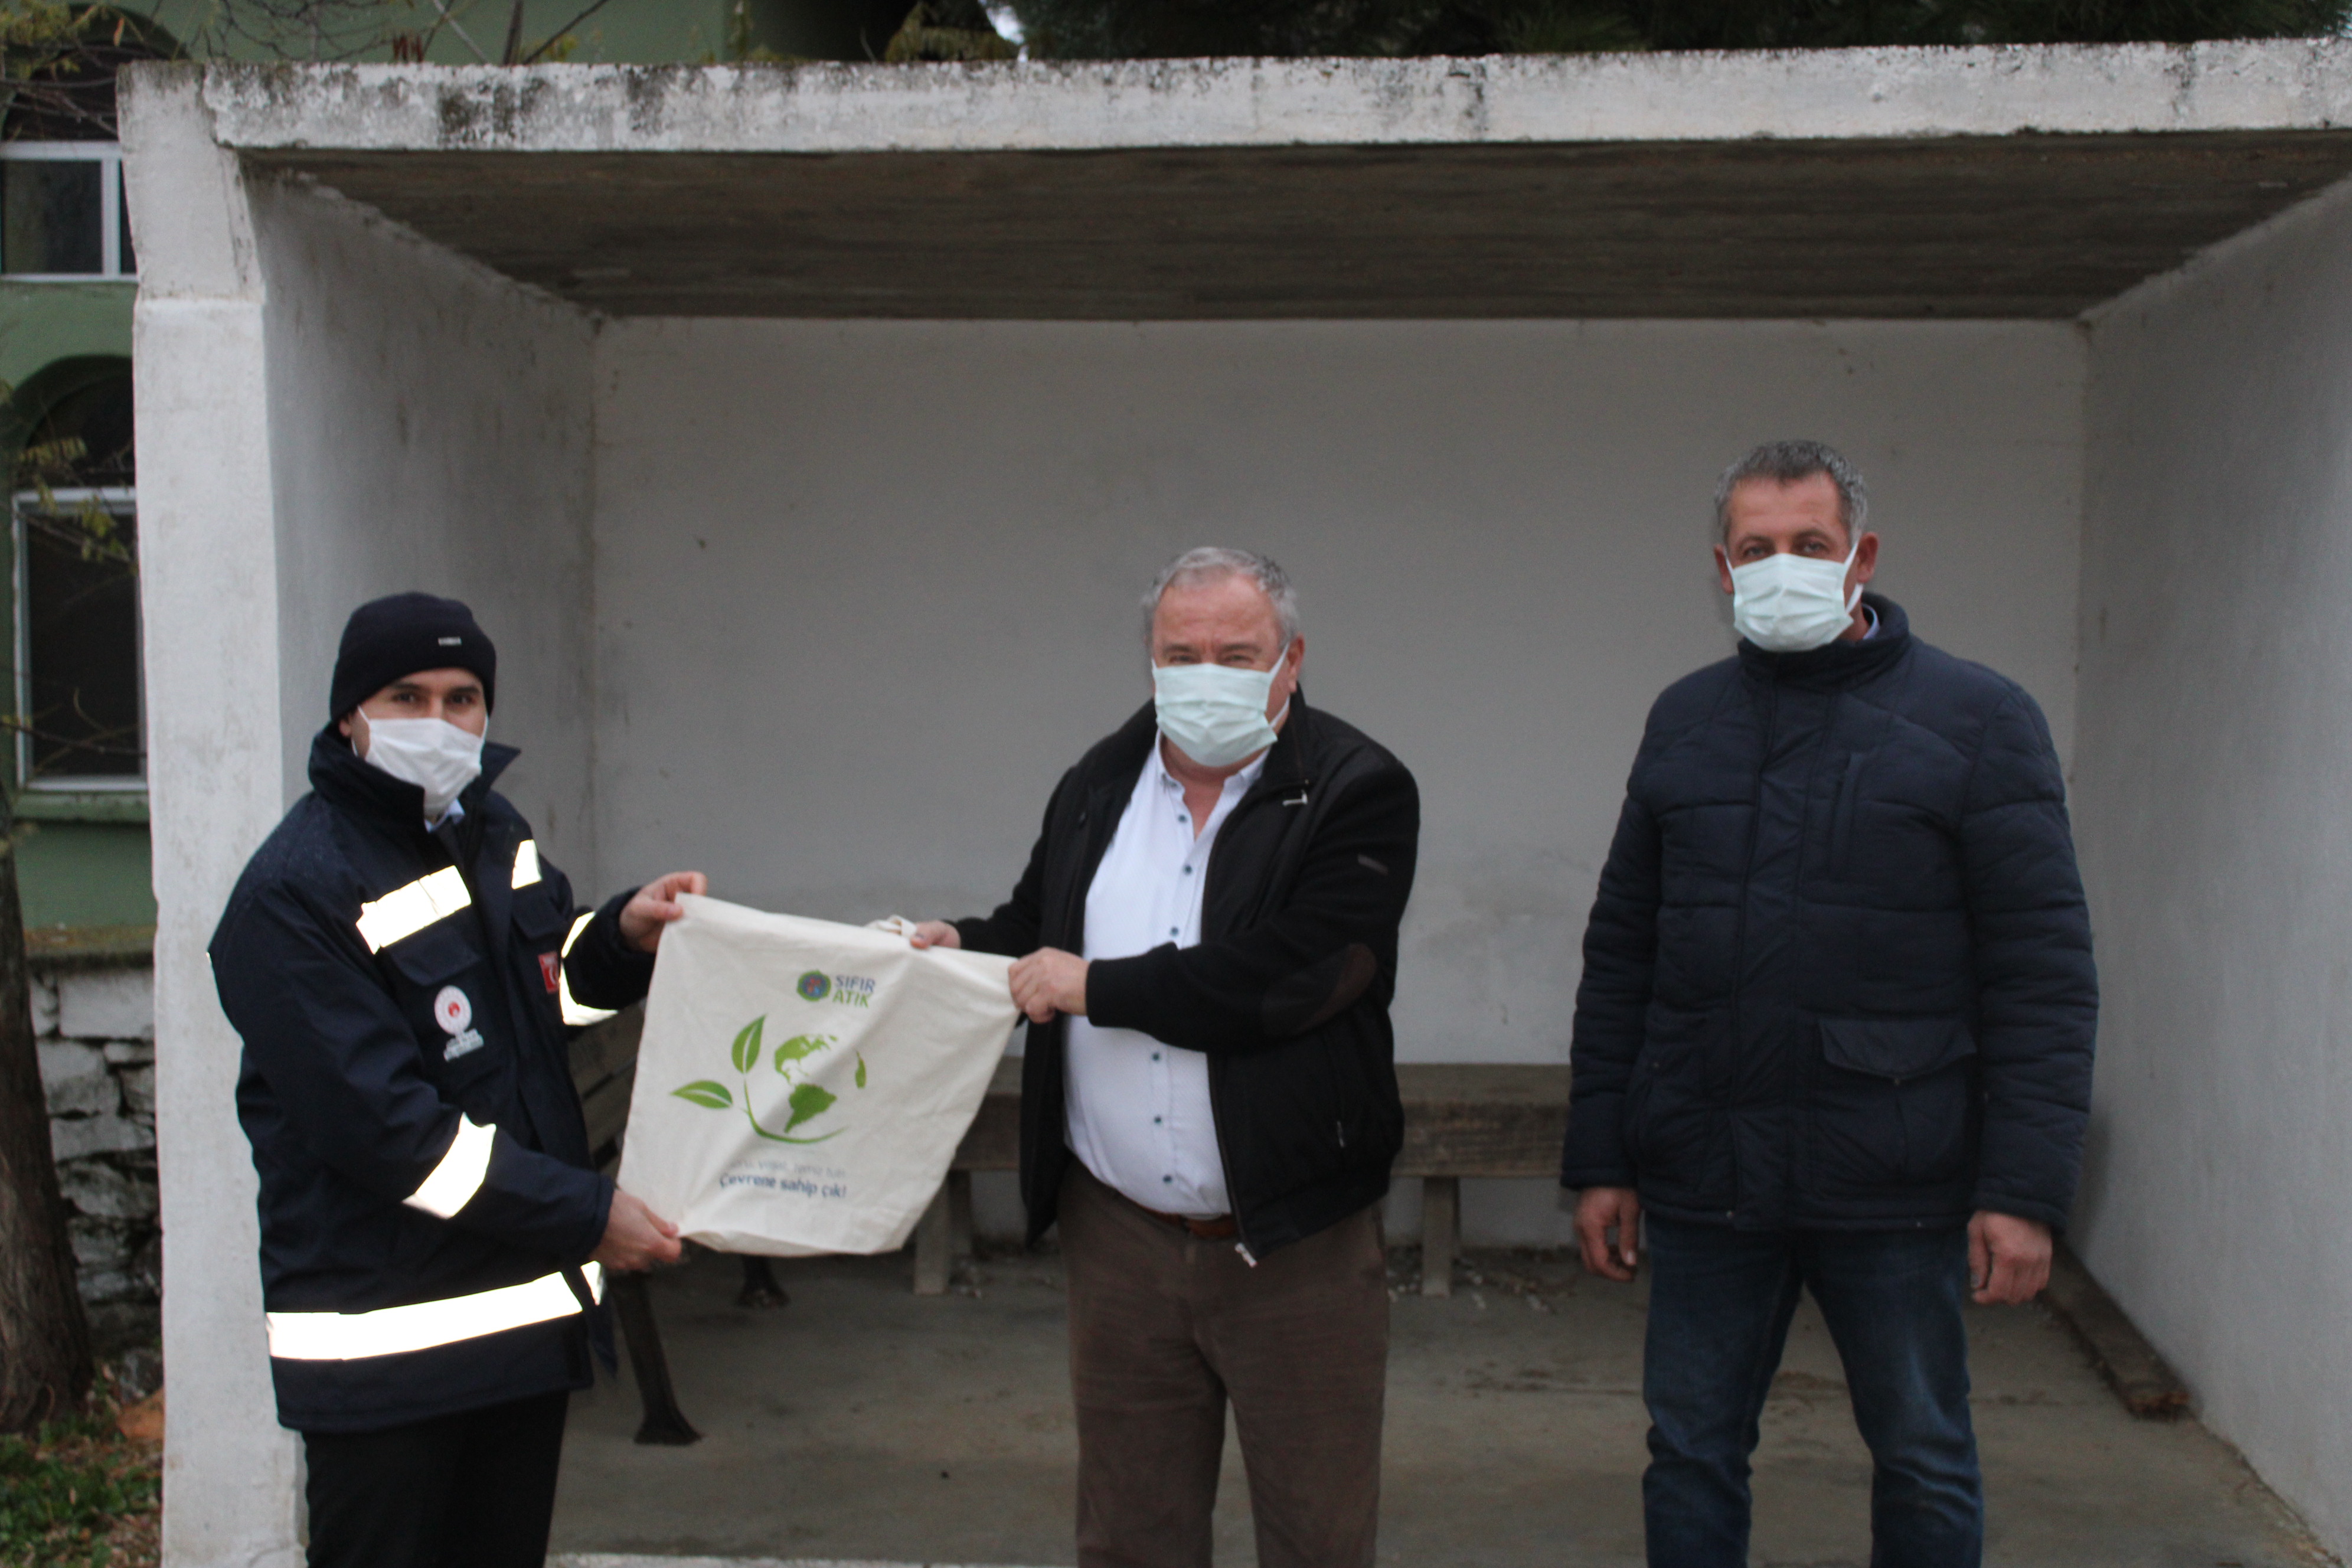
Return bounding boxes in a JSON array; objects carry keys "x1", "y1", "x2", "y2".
[
  {"x1": 1642, "y1": 1216, "x2": 1982, "y2": 1568},
  {"x1": 1060, "y1": 1164, "x2": 1389, "y2": 1568},
  {"x1": 303, "y1": 1390, "x2": 570, "y2": 1568}
]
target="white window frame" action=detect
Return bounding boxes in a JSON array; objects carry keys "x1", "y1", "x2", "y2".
[
  {"x1": 12, "y1": 485, "x2": 142, "y2": 792},
  {"x1": 0, "y1": 141, "x2": 131, "y2": 280}
]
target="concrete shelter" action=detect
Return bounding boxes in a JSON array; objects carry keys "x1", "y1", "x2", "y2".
[{"x1": 120, "y1": 45, "x2": 2352, "y2": 1566}]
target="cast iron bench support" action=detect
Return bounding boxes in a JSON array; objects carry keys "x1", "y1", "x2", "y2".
[{"x1": 571, "y1": 1005, "x2": 701, "y2": 1445}]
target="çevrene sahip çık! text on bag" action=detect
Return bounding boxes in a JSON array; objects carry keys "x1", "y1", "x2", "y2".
[{"x1": 617, "y1": 894, "x2": 1020, "y2": 1256}]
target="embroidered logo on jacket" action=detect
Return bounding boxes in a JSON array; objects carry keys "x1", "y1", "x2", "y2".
[
  {"x1": 539, "y1": 952, "x2": 561, "y2": 994},
  {"x1": 435, "y1": 985, "x2": 486, "y2": 1061}
]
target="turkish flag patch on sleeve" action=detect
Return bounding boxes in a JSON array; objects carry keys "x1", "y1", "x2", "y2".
[{"x1": 539, "y1": 952, "x2": 561, "y2": 994}]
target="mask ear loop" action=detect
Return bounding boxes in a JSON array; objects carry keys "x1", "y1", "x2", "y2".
[{"x1": 1840, "y1": 532, "x2": 1865, "y2": 615}]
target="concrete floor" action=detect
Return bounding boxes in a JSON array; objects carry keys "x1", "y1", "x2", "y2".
[{"x1": 548, "y1": 1243, "x2": 2333, "y2": 1568}]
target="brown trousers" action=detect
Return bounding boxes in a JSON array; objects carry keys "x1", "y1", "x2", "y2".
[{"x1": 1060, "y1": 1164, "x2": 1389, "y2": 1568}]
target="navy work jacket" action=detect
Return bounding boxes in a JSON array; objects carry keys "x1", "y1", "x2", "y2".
[
  {"x1": 1560, "y1": 596, "x2": 2098, "y2": 1232},
  {"x1": 211, "y1": 726, "x2": 654, "y2": 1433}
]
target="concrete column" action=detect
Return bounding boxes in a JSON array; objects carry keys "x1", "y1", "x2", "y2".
[{"x1": 121, "y1": 65, "x2": 304, "y2": 1568}]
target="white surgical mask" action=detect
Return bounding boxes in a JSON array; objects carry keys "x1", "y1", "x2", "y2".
[
  {"x1": 1153, "y1": 649, "x2": 1290, "y2": 769},
  {"x1": 358, "y1": 717, "x2": 485, "y2": 824},
  {"x1": 1728, "y1": 538, "x2": 1863, "y2": 653}
]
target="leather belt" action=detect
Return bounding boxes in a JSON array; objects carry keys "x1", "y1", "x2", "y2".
[{"x1": 1125, "y1": 1193, "x2": 1239, "y2": 1240}]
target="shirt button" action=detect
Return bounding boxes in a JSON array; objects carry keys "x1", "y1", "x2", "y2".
[
  {"x1": 1170, "y1": 927, "x2": 1179, "y2": 936},
  {"x1": 1154, "y1": 1116, "x2": 1164, "y2": 1125},
  {"x1": 1181, "y1": 865, "x2": 1193, "y2": 875},
  {"x1": 1163, "y1": 1175, "x2": 1173, "y2": 1184},
  {"x1": 1152, "y1": 1053, "x2": 1161, "y2": 1061}
]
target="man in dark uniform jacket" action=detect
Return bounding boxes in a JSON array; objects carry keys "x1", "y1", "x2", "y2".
[
  {"x1": 1562, "y1": 442, "x2": 2098, "y2": 1568},
  {"x1": 211, "y1": 594, "x2": 703, "y2": 1568}
]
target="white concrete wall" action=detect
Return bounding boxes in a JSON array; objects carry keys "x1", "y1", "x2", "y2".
[
  {"x1": 592, "y1": 316, "x2": 2088, "y2": 1243},
  {"x1": 126, "y1": 78, "x2": 603, "y2": 1568},
  {"x1": 2074, "y1": 175, "x2": 2352, "y2": 1559},
  {"x1": 249, "y1": 178, "x2": 602, "y2": 871},
  {"x1": 125, "y1": 68, "x2": 305, "y2": 1568}
]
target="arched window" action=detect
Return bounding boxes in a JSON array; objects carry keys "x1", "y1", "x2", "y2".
[{"x1": 7, "y1": 358, "x2": 138, "y2": 788}]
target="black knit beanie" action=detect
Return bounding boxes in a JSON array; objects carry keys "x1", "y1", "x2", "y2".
[{"x1": 329, "y1": 593, "x2": 498, "y2": 720}]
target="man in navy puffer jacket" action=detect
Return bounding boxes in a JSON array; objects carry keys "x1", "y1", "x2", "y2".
[{"x1": 1559, "y1": 441, "x2": 2096, "y2": 1567}]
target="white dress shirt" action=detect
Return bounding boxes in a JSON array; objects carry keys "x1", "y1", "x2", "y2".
[{"x1": 1064, "y1": 737, "x2": 1269, "y2": 1218}]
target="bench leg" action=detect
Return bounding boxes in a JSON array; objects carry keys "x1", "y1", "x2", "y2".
[
  {"x1": 948, "y1": 1168, "x2": 975, "y2": 1262},
  {"x1": 914, "y1": 1181, "x2": 952, "y2": 1296},
  {"x1": 609, "y1": 1270, "x2": 701, "y2": 1445},
  {"x1": 1421, "y1": 1176, "x2": 1458, "y2": 1299},
  {"x1": 736, "y1": 1253, "x2": 788, "y2": 1309}
]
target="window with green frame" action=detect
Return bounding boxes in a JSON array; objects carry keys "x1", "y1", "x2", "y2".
[{"x1": 8, "y1": 368, "x2": 141, "y2": 793}]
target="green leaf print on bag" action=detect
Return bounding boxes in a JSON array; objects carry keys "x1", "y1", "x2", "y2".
[
  {"x1": 731, "y1": 1017, "x2": 765, "y2": 1074},
  {"x1": 671, "y1": 1014, "x2": 868, "y2": 1144},
  {"x1": 785, "y1": 1084, "x2": 838, "y2": 1133}
]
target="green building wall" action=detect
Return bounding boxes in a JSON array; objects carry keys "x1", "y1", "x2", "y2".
[{"x1": 6, "y1": 1, "x2": 973, "y2": 934}]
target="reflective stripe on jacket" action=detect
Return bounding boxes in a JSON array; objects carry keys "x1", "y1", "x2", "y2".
[{"x1": 211, "y1": 725, "x2": 655, "y2": 1433}]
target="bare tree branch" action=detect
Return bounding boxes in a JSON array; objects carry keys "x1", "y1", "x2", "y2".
[{"x1": 522, "y1": 0, "x2": 619, "y2": 63}]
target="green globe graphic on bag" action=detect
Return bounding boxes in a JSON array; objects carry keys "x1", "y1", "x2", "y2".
[{"x1": 671, "y1": 1014, "x2": 870, "y2": 1143}]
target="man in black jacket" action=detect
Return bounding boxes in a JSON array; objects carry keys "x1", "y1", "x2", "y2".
[
  {"x1": 1560, "y1": 442, "x2": 2097, "y2": 1567},
  {"x1": 913, "y1": 548, "x2": 1419, "y2": 1568},
  {"x1": 211, "y1": 594, "x2": 703, "y2": 1568}
]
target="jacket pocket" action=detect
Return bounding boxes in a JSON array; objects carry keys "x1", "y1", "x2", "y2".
[
  {"x1": 386, "y1": 925, "x2": 504, "y2": 1098},
  {"x1": 510, "y1": 886, "x2": 566, "y2": 943},
  {"x1": 1811, "y1": 1017, "x2": 1977, "y2": 1191},
  {"x1": 1623, "y1": 1034, "x2": 1709, "y2": 1190},
  {"x1": 386, "y1": 923, "x2": 477, "y2": 988}
]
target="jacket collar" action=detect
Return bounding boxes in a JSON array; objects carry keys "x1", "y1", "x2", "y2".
[
  {"x1": 308, "y1": 721, "x2": 518, "y2": 834},
  {"x1": 1737, "y1": 593, "x2": 1912, "y2": 691}
]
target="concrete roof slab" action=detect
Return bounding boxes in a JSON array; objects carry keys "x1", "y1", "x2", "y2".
[
  {"x1": 250, "y1": 132, "x2": 2352, "y2": 319},
  {"x1": 143, "y1": 48, "x2": 2352, "y2": 319},
  {"x1": 195, "y1": 44, "x2": 2352, "y2": 155}
]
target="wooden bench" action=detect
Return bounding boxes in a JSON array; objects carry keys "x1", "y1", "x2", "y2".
[
  {"x1": 573, "y1": 1010, "x2": 1576, "y2": 1445},
  {"x1": 914, "y1": 1060, "x2": 1572, "y2": 1298}
]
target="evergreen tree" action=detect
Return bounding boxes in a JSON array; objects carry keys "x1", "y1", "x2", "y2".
[{"x1": 1012, "y1": 0, "x2": 2350, "y2": 57}]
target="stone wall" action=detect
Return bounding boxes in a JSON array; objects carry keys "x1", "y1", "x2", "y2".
[{"x1": 34, "y1": 954, "x2": 159, "y2": 1350}]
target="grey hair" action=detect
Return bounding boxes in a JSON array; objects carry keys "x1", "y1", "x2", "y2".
[
  {"x1": 1142, "y1": 547, "x2": 1301, "y2": 649},
  {"x1": 1713, "y1": 439, "x2": 1868, "y2": 543}
]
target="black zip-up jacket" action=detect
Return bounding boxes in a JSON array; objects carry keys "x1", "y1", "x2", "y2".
[
  {"x1": 955, "y1": 695, "x2": 1420, "y2": 1257},
  {"x1": 211, "y1": 726, "x2": 654, "y2": 1433},
  {"x1": 1559, "y1": 596, "x2": 2098, "y2": 1231}
]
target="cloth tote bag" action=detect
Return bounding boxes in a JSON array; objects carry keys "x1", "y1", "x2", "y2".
[{"x1": 618, "y1": 894, "x2": 1019, "y2": 1256}]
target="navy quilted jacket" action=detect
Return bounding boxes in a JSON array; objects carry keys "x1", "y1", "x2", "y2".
[{"x1": 1559, "y1": 596, "x2": 2097, "y2": 1231}]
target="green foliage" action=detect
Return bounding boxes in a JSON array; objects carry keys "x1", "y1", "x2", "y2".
[
  {"x1": 672, "y1": 1079, "x2": 733, "y2": 1108},
  {"x1": 730, "y1": 1015, "x2": 765, "y2": 1074},
  {"x1": 884, "y1": 0, "x2": 1018, "y2": 58},
  {"x1": 783, "y1": 1082, "x2": 837, "y2": 1132},
  {"x1": 0, "y1": 1407, "x2": 158, "y2": 1568},
  {"x1": 1, "y1": 3, "x2": 175, "y2": 141},
  {"x1": 0, "y1": 0, "x2": 80, "y2": 55},
  {"x1": 1011, "y1": 0, "x2": 2352, "y2": 55},
  {"x1": 855, "y1": 1051, "x2": 867, "y2": 1089}
]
